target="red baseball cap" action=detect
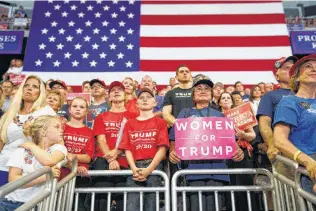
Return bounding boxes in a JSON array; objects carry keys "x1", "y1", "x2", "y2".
[
  {"x1": 273, "y1": 56, "x2": 298, "y2": 72},
  {"x1": 89, "y1": 79, "x2": 106, "y2": 88},
  {"x1": 289, "y1": 54, "x2": 316, "y2": 76},
  {"x1": 108, "y1": 81, "x2": 125, "y2": 93},
  {"x1": 49, "y1": 80, "x2": 67, "y2": 90}
]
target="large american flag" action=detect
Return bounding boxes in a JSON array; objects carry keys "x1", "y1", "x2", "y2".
[{"x1": 23, "y1": 0, "x2": 292, "y2": 85}]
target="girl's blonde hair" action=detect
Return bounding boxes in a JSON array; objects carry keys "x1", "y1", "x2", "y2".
[
  {"x1": 0, "y1": 75, "x2": 47, "y2": 144},
  {"x1": 23, "y1": 115, "x2": 59, "y2": 145}
]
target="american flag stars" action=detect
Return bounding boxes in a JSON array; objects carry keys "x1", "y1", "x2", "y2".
[{"x1": 27, "y1": 0, "x2": 140, "y2": 71}]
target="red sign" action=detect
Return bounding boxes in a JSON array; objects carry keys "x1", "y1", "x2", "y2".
[
  {"x1": 9, "y1": 74, "x2": 26, "y2": 85},
  {"x1": 175, "y1": 117, "x2": 236, "y2": 160},
  {"x1": 223, "y1": 102, "x2": 257, "y2": 131},
  {"x1": 66, "y1": 93, "x2": 91, "y2": 105}
]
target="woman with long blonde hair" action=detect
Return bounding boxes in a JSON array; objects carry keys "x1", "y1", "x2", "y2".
[
  {"x1": 0, "y1": 75, "x2": 56, "y2": 186},
  {"x1": 122, "y1": 77, "x2": 139, "y2": 117}
]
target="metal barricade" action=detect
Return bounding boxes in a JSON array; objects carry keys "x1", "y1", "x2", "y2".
[
  {"x1": 272, "y1": 155, "x2": 300, "y2": 211},
  {"x1": 14, "y1": 159, "x2": 77, "y2": 211},
  {"x1": 74, "y1": 170, "x2": 170, "y2": 211},
  {"x1": 273, "y1": 155, "x2": 316, "y2": 211},
  {"x1": 171, "y1": 168, "x2": 276, "y2": 211},
  {"x1": 296, "y1": 167, "x2": 316, "y2": 211}
]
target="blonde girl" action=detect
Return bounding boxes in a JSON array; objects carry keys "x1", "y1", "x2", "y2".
[{"x1": 0, "y1": 115, "x2": 67, "y2": 210}]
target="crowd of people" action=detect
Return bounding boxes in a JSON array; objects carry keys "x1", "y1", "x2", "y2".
[{"x1": 0, "y1": 54, "x2": 315, "y2": 211}]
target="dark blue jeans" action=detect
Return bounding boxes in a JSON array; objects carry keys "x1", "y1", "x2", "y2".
[
  {"x1": 301, "y1": 175, "x2": 316, "y2": 196},
  {"x1": 126, "y1": 160, "x2": 162, "y2": 211},
  {"x1": 0, "y1": 198, "x2": 24, "y2": 211},
  {"x1": 188, "y1": 180, "x2": 224, "y2": 211},
  {"x1": 92, "y1": 157, "x2": 128, "y2": 211}
]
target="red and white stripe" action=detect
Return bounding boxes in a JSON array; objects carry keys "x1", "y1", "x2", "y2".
[{"x1": 26, "y1": 0, "x2": 291, "y2": 86}]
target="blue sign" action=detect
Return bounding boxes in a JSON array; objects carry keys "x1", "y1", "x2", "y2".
[
  {"x1": 290, "y1": 31, "x2": 316, "y2": 54},
  {"x1": 0, "y1": 31, "x2": 24, "y2": 54},
  {"x1": 287, "y1": 24, "x2": 304, "y2": 31}
]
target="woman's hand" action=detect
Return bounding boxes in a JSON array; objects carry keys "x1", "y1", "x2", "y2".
[
  {"x1": 169, "y1": 150, "x2": 181, "y2": 164},
  {"x1": 236, "y1": 130, "x2": 247, "y2": 140},
  {"x1": 232, "y1": 145, "x2": 244, "y2": 162},
  {"x1": 306, "y1": 160, "x2": 316, "y2": 180}
]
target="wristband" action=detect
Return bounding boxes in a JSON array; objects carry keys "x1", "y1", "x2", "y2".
[{"x1": 294, "y1": 150, "x2": 302, "y2": 162}]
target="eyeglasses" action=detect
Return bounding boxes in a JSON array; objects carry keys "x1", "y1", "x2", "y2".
[
  {"x1": 2, "y1": 86, "x2": 12, "y2": 89},
  {"x1": 52, "y1": 86, "x2": 64, "y2": 90},
  {"x1": 91, "y1": 85, "x2": 104, "y2": 89},
  {"x1": 195, "y1": 88, "x2": 211, "y2": 93}
]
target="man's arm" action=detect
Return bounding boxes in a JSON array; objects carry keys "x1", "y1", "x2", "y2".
[
  {"x1": 259, "y1": 115, "x2": 279, "y2": 160},
  {"x1": 259, "y1": 116, "x2": 273, "y2": 147},
  {"x1": 162, "y1": 105, "x2": 176, "y2": 127}
]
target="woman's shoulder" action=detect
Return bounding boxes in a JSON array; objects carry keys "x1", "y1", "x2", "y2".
[
  {"x1": 278, "y1": 95, "x2": 302, "y2": 107},
  {"x1": 34, "y1": 105, "x2": 56, "y2": 117}
]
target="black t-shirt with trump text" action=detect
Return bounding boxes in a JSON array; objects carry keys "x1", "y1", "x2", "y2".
[{"x1": 163, "y1": 87, "x2": 193, "y2": 118}]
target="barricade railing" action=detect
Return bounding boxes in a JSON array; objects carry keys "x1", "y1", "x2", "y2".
[
  {"x1": 273, "y1": 155, "x2": 316, "y2": 211},
  {"x1": 74, "y1": 170, "x2": 170, "y2": 211},
  {"x1": 14, "y1": 159, "x2": 77, "y2": 211},
  {"x1": 171, "y1": 168, "x2": 276, "y2": 211},
  {"x1": 272, "y1": 155, "x2": 300, "y2": 211}
]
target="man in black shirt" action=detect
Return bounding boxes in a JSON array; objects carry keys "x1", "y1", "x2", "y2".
[{"x1": 163, "y1": 65, "x2": 193, "y2": 127}]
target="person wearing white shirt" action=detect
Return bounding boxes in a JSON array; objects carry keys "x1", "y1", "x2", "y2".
[
  {"x1": 249, "y1": 85, "x2": 262, "y2": 115},
  {"x1": 0, "y1": 115, "x2": 67, "y2": 210},
  {"x1": 0, "y1": 75, "x2": 56, "y2": 186}
]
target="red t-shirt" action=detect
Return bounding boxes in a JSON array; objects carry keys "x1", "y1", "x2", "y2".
[
  {"x1": 118, "y1": 116, "x2": 169, "y2": 161},
  {"x1": 63, "y1": 124, "x2": 95, "y2": 169},
  {"x1": 125, "y1": 99, "x2": 140, "y2": 117},
  {"x1": 93, "y1": 111, "x2": 136, "y2": 168}
]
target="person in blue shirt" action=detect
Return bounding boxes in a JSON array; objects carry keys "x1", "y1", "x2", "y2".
[
  {"x1": 169, "y1": 75, "x2": 244, "y2": 211},
  {"x1": 257, "y1": 56, "x2": 298, "y2": 161},
  {"x1": 273, "y1": 54, "x2": 316, "y2": 194},
  {"x1": 139, "y1": 75, "x2": 164, "y2": 117}
]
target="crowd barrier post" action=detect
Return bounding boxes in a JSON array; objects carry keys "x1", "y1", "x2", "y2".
[
  {"x1": 14, "y1": 159, "x2": 77, "y2": 211},
  {"x1": 74, "y1": 170, "x2": 170, "y2": 211},
  {"x1": 273, "y1": 155, "x2": 316, "y2": 211},
  {"x1": 272, "y1": 155, "x2": 300, "y2": 211},
  {"x1": 171, "y1": 168, "x2": 276, "y2": 211},
  {"x1": 295, "y1": 166, "x2": 316, "y2": 211}
]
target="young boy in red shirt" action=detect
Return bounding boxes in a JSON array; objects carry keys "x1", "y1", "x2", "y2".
[
  {"x1": 118, "y1": 88, "x2": 169, "y2": 211},
  {"x1": 92, "y1": 81, "x2": 136, "y2": 211}
]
